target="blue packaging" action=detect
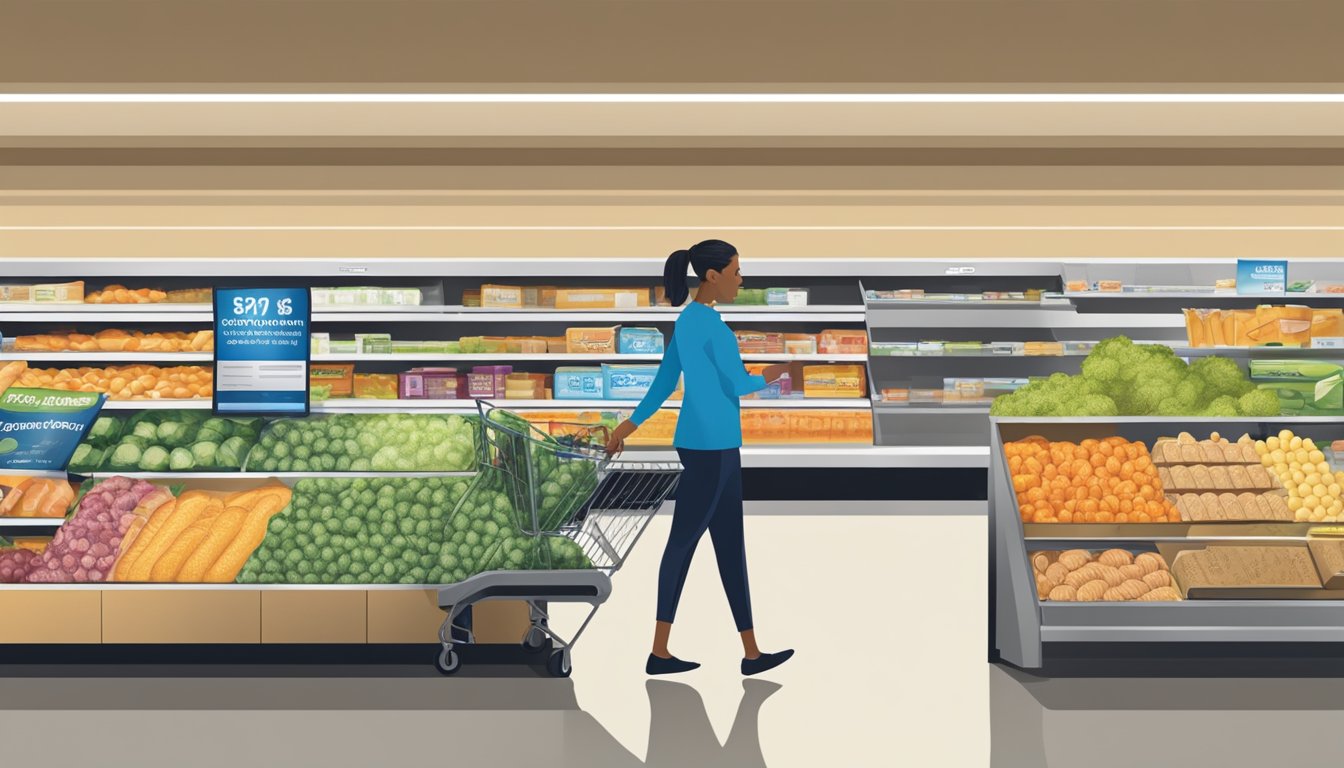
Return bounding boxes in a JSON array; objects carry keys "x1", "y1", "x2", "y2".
[
  {"x1": 602, "y1": 364, "x2": 659, "y2": 400},
  {"x1": 618, "y1": 327, "x2": 665, "y2": 355},
  {"x1": 0, "y1": 388, "x2": 106, "y2": 471},
  {"x1": 1237, "y1": 259, "x2": 1288, "y2": 295},
  {"x1": 766, "y1": 288, "x2": 790, "y2": 306},
  {"x1": 554, "y1": 367, "x2": 604, "y2": 399}
]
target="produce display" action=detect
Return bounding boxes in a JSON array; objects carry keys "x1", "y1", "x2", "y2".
[
  {"x1": 1155, "y1": 431, "x2": 1292, "y2": 521},
  {"x1": 70, "y1": 410, "x2": 263, "y2": 473},
  {"x1": 1033, "y1": 548, "x2": 1181, "y2": 602},
  {"x1": 989, "y1": 336, "x2": 1280, "y2": 417},
  {"x1": 1169, "y1": 544, "x2": 1324, "y2": 592},
  {"x1": 24, "y1": 476, "x2": 163, "y2": 582},
  {"x1": 17, "y1": 364, "x2": 212, "y2": 400},
  {"x1": 1183, "y1": 306, "x2": 1344, "y2": 349},
  {"x1": 0, "y1": 477, "x2": 77, "y2": 517},
  {"x1": 1006, "y1": 436, "x2": 1180, "y2": 523},
  {"x1": 8, "y1": 329, "x2": 213, "y2": 353},
  {"x1": 113, "y1": 483, "x2": 291, "y2": 582},
  {"x1": 485, "y1": 409, "x2": 599, "y2": 531},
  {"x1": 245, "y1": 413, "x2": 478, "y2": 473},
  {"x1": 0, "y1": 548, "x2": 40, "y2": 583},
  {"x1": 1252, "y1": 429, "x2": 1344, "y2": 522}
]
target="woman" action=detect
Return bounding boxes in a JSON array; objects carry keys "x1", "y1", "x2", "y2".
[{"x1": 606, "y1": 239, "x2": 795, "y2": 677}]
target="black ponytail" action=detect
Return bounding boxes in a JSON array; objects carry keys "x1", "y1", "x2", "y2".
[{"x1": 662, "y1": 239, "x2": 737, "y2": 306}]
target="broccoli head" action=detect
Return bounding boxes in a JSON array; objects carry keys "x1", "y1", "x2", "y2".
[
  {"x1": 1201, "y1": 395, "x2": 1241, "y2": 417},
  {"x1": 1238, "y1": 388, "x2": 1282, "y2": 417},
  {"x1": 1191, "y1": 356, "x2": 1254, "y2": 399}
]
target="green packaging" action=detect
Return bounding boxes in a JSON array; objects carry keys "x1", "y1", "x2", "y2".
[{"x1": 1250, "y1": 360, "x2": 1344, "y2": 415}]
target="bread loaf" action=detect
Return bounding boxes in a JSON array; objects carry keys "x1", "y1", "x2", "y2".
[
  {"x1": 1057, "y1": 550, "x2": 1092, "y2": 571},
  {"x1": 1098, "y1": 549, "x2": 1133, "y2": 568},
  {"x1": 1044, "y1": 562, "x2": 1070, "y2": 586},
  {"x1": 1048, "y1": 585, "x2": 1078, "y2": 602},
  {"x1": 1142, "y1": 570, "x2": 1173, "y2": 589},
  {"x1": 1136, "y1": 552, "x2": 1167, "y2": 574},
  {"x1": 1076, "y1": 580, "x2": 1109, "y2": 602},
  {"x1": 1104, "y1": 579, "x2": 1150, "y2": 601},
  {"x1": 1137, "y1": 586, "x2": 1182, "y2": 601},
  {"x1": 1118, "y1": 563, "x2": 1147, "y2": 581}
]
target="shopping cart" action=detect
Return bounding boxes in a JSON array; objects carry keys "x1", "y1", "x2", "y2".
[{"x1": 434, "y1": 402, "x2": 681, "y2": 677}]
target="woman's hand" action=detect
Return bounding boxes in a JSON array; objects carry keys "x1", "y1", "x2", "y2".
[
  {"x1": 606, "y1": 419, "x2": 638, "y2": 456},
  {"x1": 761, "y1": 364, "x2": 790, "y2": 384}
]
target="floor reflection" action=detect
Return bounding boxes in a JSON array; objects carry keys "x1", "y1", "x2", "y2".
[{"x1": 991, "y1": 664, "x2": 1344, "y2": 768}]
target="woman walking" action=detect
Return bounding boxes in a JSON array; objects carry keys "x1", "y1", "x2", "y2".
[{"x1": 606, "y1": 240, "x2": 795, "y2": 676}]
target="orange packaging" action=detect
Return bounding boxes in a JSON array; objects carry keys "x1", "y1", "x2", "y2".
[
  {"x1": 544, "y1": 336, "x2": 568, "y2": 354},
  {"x1": 462, "y1": 289, "x2": 481, "y2": 308},
  {"x1": 625, "y1": 409, "x2": 678, "y2": 446},
  {"x1": 1311, "y1": 309, "x2": 1344, "y2": 345},
  {"x1": 734, "y1": 330, "x2": 785, "y2": 354},
  {"x1": 818, "y1": 329, "x2": 869, "y2": 355},
  {"x1": 565, "y1": 327, "x2": 619, "y2": 354},
  {"x1": 802, "y1": 364, "x2": 867, "y2": 398},
  {"x1": 353, "y1": 373, "x2": 399, "y2": 399},
  {"x1": 1183, "y1": 308, "x2": 1211, "y2": 347},
  {"x1": 310, "y1": 364, "x2": 355, "y2": 397},
  {"x1": 1248, "y1": 305, "x2": 1312, "y2": 346},
  {"x1": 0, "y1": 477, "x2": 78, "y2": 518},
  {"x1": 506, "y1": 337, "x2": 549, "y2": 354}
]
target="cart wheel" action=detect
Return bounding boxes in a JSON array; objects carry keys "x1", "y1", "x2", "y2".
[
  {"x1": 546, "y1": 649, "x2": 572, "y2": 678},
  {"x1": 435, "y1": 647, "x2": 461, "y2": 676},
  {"x1": 522, "y1": 625, "x2": 548, "y2": 653}
]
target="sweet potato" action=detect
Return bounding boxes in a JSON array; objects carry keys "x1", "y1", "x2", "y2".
[
  {"x1": 174, "y1": 506, "x2": 249, "y2": 583},
  {"x1": 202, "y1": 493, "x2": 290, "y2": 583},
  {"x1": 120, "y1": 491, "x2": 218, "y2": 582},
  {"x1": 149, "y1": 503, "x2": 223, "y2": 582}
]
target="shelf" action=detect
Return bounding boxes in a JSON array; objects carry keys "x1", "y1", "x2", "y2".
[
  {"x1": 864, "y1": 300, "x2": 1072, "y2": 309},
  {"x1": 314, "y1": 310, "x2": 866, "y2": 324},
  {"x1": 97, "y1": 399, "x2": 212, "y2": 410},
  {"x1": 94, "y1": 398, "x2": 871, "y2": 412},
  {"x1": 1022, "y1": 522, "x2": 1313, "y2": 541},
  {"x1": 1038, "y1": 601, "x2": 1344, "y2": 644},
  {"x1": 0, "y1": 583, "x2": 452, "y2": 591},
  {"x1": 621, "y1": 444, "x2": 987, "y2": 469},
  {"x1": 0, "y1": 517, "x2": 65, "y2": 527},
  {"x1": 1064, "y1": 291, "x2": 1344, "y2": 300},
  {"x1": 0, "y1": 352, "x2": 213, "y2": 362},
  {"x1": 0, "y1": 303, "x2": 211, "y2": 312},
  {"x1": 993, "y1": 415, "x2": 1344, "y2": 424},
  {"x1": 0, "y1": 311, "x2": 212, "y2": 323},
  {"x1": 867, "y1": 308, "x2": 1185, "y2": 329},
  {"x1": 447, "y1": 304, "x2": 862, "y2": 314},
  {"x1": 310, "y1": 353, "x2": 868, "y2": 362},
  {"x1": 875, "y1": 405, "x2": 991, "y2": 414}
]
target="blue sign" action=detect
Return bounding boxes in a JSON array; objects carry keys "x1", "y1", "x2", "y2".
[
  {"x1": 213, "y1": 287, "x2": 311, "y2": 415},
  {"x1": 1237, "y1": 259, "x2": 1288, "y2": 295}
]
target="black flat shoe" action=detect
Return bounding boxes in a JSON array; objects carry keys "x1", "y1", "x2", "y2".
[
  {"x1": 742, "y1": 649, "x2": 794, "y2": 676},
  {"x1": 647, "y1": 654, "x2": 701, "y2": 675}
]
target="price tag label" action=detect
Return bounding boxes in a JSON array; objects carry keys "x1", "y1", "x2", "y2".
[{"x1": 213, "y1": 287, "x2": 311, "y2": 415}]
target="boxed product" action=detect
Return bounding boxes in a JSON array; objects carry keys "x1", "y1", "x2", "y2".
[
  {"x1": 0, "y1": 281, "x2": 84, "y2": 303},
  {"x1": 734, "y1": 330, "x2": 785, "y2": 354},
  {"x1": 566, "y1": 327, "x2": 619, "y2": 354},
  {"x1": 990, "y1": 341, "x2": 1025, "y2": 356},
  {"x1": 869, "y1": 342, "x2": 916, "y2": 357},
  {"x1": 917, "y1": 341, "x2": 945, "y2": 355},
  {"x1": 786, "y1": 288, "x2": 810, "y2": 307},
  {"x1": 505, "y1": 373, "x2": 550, "y2": 400},
  {"x1": 379, "y1": 288, "x2": 423, "y2": 305},
  {"x1": 743, "y1": 364, "x2": 792, "y2": 399},
  {"x1": 309, "y1": 364, "x2": 354, "y2": 398},
  {"x1": 1311, "y1": 309, "x2": 1344, "y2": 348},
  {"x1": 818, "y1": 329, "x2": 868, "y2": 355},
  {"x1": 880, "y1": 388, "x2": 910, "y2": 404},
  {"x1": 945, "y1": 342, "x2": 986, "y2": 356},
  {"x1": 329, "y1": 339, "x2": 358, "y2": 355},
  {"x1": 555, "y1": 288, "x2": 650, "y2": 309},
  {"x1": 468, "y1": 366, "x2": 512, "y2": 399},
  {"x1": 1024, "y1": 341, "x2": 1064, "y2": 356},
  {"x1": 801, "y1": 364, "x2": 867, "y2": 398},
  {"x1": 908, "y1": 388, "x2": 945, "y2": 404},
  {"x1": 1250, "y1": 305, "x2": 1313, "y2": 346},
  {"x1": 554, "y1": 367, "x2": 604, "y2": 399},
  {"x1": 618, "y1": 328, "x2": 665, "y2": 355},
  {"x1": 398, "y1": 368, "x2": 468, "y2": 399},
  {"x1": 353, "y1": 373, "x2": 399, "y2": 399},
  {"x1": 544, "y1": 336, "x2": 567, "y2": 354},
  {"x1": 389, "y1": 340, "x2": 456, "y2": 354},
  {"x1": 481, "y1": 284, "x2": 524, "y2": 308},
  {"x1": 731, "y1": 288, "x2": 767, "y2": 305},
  {"x1": 603, "y1": 364, "x2": 659, "y2": 400},
  {"x1": 462, "y1": 289, "x2": 481, "y2": 307},
  {"x1": 765, "y1": 288, "x2": 790, "y2": 306},
  {"x1": 522, "y1": 286, "x2": 559, "y2": 308},
  {"x1": 309, "y1": 333, "x2": 331, "y2": 355},
  {"x1": 355, "y1": 333, "x2": 392, "y2": 355},
  {"x1": 1250, "y1": 360, "x2": 1344, "y2": 415},
  {"x1": 784, "y1": 333, "x2": 818, "y2": 355}
]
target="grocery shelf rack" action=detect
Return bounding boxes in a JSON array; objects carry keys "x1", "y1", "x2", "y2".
[{"x1": 990, "y1": 416, "x2": 1344, "y2": 669}]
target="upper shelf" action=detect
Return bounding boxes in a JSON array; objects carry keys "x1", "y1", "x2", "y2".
[
  {"x1": 96, "y1": 397, "x2": 872, "y2": 411},
  {"x1": 866, "y1": 307, "x2": 1185, "y2": 328}
]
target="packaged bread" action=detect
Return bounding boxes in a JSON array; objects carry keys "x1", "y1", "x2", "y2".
[{"x1": 85, "y1": 285, "x2": 169, "y2": 304}]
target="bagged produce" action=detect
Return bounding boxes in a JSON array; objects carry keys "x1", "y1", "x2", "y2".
[
  {"x1": 245, "y1": 413, "x2": 478, "y2": 473},
  {"x1": 71, "y1": 410, "x2": 265, "y2": 473},
  {"x1": 0, "y1": 386, "x2": 106, "y2": 472},
  {"x1": 0, "y1": 548, "x2": 40, "y2": 583},
  {"x1": 24, "y1": 475, "x2": 160, "y2": 582},
  {"x1": 0, "y1": 476, "x2": 78, "y2": 517}
]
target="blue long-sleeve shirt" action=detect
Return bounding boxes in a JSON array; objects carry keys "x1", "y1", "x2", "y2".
[{"x1": 630, "y1": 301, "x2": 767, "y2": 450}]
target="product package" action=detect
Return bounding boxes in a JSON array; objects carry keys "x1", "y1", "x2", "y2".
[
  {"x1": 784, "y1": 333, "x2": 819, "y2": 355},
  {"x1": 309, "y1": 364, "x2": 355, "y2": 398},
  {"x1": 818, "y1": 329, "x2": 869, "y2": 355},
  {"x1": 1250, "y1": 360, "x2": 1344, "y2": 415},
  {"x1": 398, "y1": 368, "x2": 468, "y2": 400},
  {"x1": 353, "y1": 374, "x2": 399, "y2": 400},
  {"x1": 468, "y1": 366, "x2": 513, "y2": 399},
  {"x1": 618, "y1": 328, "x2": 665, "y2": 354},
  {"x1": 734, "y1": 330, "x2": 785, "y2": 354},
  {"x1": 481, "y1": 284, "x2": 524, "y2": 308},
  {"x1": 801, "y1": 365, "x2": 867, "y2": 398},
  {"x1": 0, "y1": 476, "x2": 78, "y2": 518},
  {"x1": 1311, "y1": 309, "x2": 1344, "y2": 348},
  {"x1": 354, "y1": 333, "x2": 393, "y2": 355},
  {"x1": 566, "y1": 327, "x2": 620, "y2": 354},
  {"x1": 602, "y1": 364, "x2": 660, "y2": 400},
  {"x1": 0, "y1": 388, "x2": 106, "y2": 471},
  {"x1": 554, "y1": 367, "x2": 605, "y2": 399},
  {"x1": 504, "y1": 373, "x2": 551, "y2": 400},
  {"x1": 555, "y1": 288, "x2": 650, "y2": 309},
  {"x1": 0, "y1": 281, "x2": 85, "y2": 304}
]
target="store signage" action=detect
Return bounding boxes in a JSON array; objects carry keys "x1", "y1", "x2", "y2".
[
  {"x1": 0, "y1": 388, "x2": 105, "y2": 470},
  {"x1": 945, "y1": 266, "x2": 977, "y2": 275},
  {"x1": 1236, "y1": 259, "x2": 1288, "y2": 295},
  {"x1": 213, "y1": 287, "x2": 312, "y2": 415}
]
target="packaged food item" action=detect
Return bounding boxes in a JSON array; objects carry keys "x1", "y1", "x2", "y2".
[
  {"x1": 521, "y1": 286, "x2": 559, "y2": 308},
  {"x1": 352, "y1": 373, "x2": 399, "y2": 399},
  {"x1": 354, "y1": 333, "x2": 392, "y2": 355},
  {"x1": 990, "y1": 341, "x2": 1024, "y2": 356},
  {"x1": 309, "y1": 364, "x2": 355, "y2": 398},
  {"x1": 1097, "y1": 280, "x2": 1123, "y2": 292},
  {"x1": 618, "y1": 328, "x2": 665, "y2": 354},
  {"x1": 1250, "y1": 360, "x2": 1344, "y2": 415},
  {"x1": 602, "y1": 364, "x2": 659, "y2": 400},
  {"x1": 784, "y1": 334, "x2": 819, "y2": 355},
  {"x1": 555, "y1": 288, "x2": 649, "y2": 309},
  {"x1": 544, "y1": 336, "x2": 567, "y2": 354},
  {"x1": 1214, "y1": 278, "x2": 1238, "y2": 293},
  {"x1": 310, "y1": 333, "x2": 331, "y2": 355},
  {"x1": 0, "y1": 281, "x2": 85, "y2": 304},
  {"x1": 165, "y1": 288, "x2": 212, "y2": 304},
  {"x1": 506, "y1": 337, "x2": 548, "y2": 354},
  {"x1": 802, "y1": 365, "x2": 866, "y2": 398},
  {"x1": 554, "y1": 367, "x2": 604, "y2": 399},
  {"x1": 1245, "y1": 304, "x2": 1313, "y2": 346},
  {"x1": 380, "y1": 288, "x2": 423, "y2": 305},
  {"x1": 945, "y1": 342, "x2": 986, "y2": 356},
  {"x1": 743, "y1": 364, "x2": 791, "y2": 399},
  {"x1": 818, "y1": 329, "x2": 868, "y2": 355},
  {"x1": 1062, "y1": 341, "x2": 1096, "y2": 356},
  {"x1": 504, "y1": 373, "x2": 550, "y2": 400},
  {"x1": 917, "y1": 341, "x2": 945, "y2": 355},
  {"x1": 1311, "y1": 309, "x2": 1344, "y2": 348},
  {"x1": 786, "y1": 288, "x2": 810, "y2": 307},
  {"x1": 1024, "y1": 341, "x2": 1064, "y2": 356},
  {"x1": 481, "y1": 284, "x2": 524, "y2": 308},
  {"x1": 908, "y1": 388, "x2": 944, "y2": 404},
  {"x1": 462, "y1": 289, "x2": 482, "y2": 308},
  {"x1": 0, "y1": 476, "x2": 78, "y2": 518},
  {"x1": 468, "y1": 366, "x2": 512, "y2": 399},
  {"x1": 880, "y1": 388, "x2": 909, "y2": 404},
  {"x1": 399, "y1": 368, "x2": 468, "y2": 399},
  {"x1": 734, "y1": 330, "x2": 785, "y2": 354},
  {"x1": 566, "y1": 327, "x2": 619, "y2": 354},
  {"x1": 1288, "y1": 280, "x2": 1315, "y2": 293}
]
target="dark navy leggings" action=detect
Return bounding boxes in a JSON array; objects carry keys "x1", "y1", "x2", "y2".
[{"x1": 657, "y1": 447, "x2": 753, "y2": 632}]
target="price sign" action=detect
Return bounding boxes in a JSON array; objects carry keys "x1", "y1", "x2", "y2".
[{"x1": 213, "y1": 287, "x2": 311, "y2": 415}]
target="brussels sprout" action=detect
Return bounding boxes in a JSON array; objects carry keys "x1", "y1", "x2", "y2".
[
  {"x1": 217, "y1": 436, "x2": 250, "y2": 469},
  {"x1": 190, "y1": 440, "x2": 219, "y2": 468},
  {"x1": 88, "y1": 415, "x2": 123, "y2": 445},
  {"x1": 155, "y1": 421, "x2": 194, "y2": 448},
  {"x1": 107, "y1": 442, "x2": 144, "y2": 470},
  {"x1": 168, "y1": 447, "x2": 195, "y2": 471},
  {"x1": 138, "y1": 445, "x2": 171, "y2": 472},
  {"x1": 132, "y1": 421, "x2": 159, "y2": 440},
  {"x1": 67, "y1": 444, "x2": 103, "y2": 473}
]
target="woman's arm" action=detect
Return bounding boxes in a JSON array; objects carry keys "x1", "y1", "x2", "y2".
[
  {"x1": 709, "y1": 327, "x2": 768, "y2": 396},
  {"x1": 629, "y1": 333, "x2": 683, "y2": 427}
]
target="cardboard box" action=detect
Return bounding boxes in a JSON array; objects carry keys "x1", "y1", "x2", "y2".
[
  {"x1": 366, "y1": 589, "x2": 445, "y2": 644},
  {"x1": 103, "y1": 590, "x2": 261, "y2": 643},
  {"x1": 0, "y1": 281, "x2": 85, "y2": 303},
  {"x1": 353, "y1": 373, "x2": 399, "y2": 399},
  {"x1": 469, "y1": 366, "x2": 512, "y2": 399},
  {"x1": 618, "y1": 327, "x2": 665, "y2": 354},
  {"x1": 1251, "y1": 359, "x2": 1344, "y2": 415},
  {"x1": 734, "y1": 330, "x2": 785, "y2": 354},
  {"x1": 399, "y1": 368, "x2": 468, "y2": 399},
  {"x1": 817, "y1": 329, "x2": 868, "y2": 355},
  {"x1": 1168, "y1": 544, "x2": 1321, "y2": 595},
  {"x1": 603, "y1": 364, "x2": 659, "y2": 400},
  {"x1": 802, "y1": 364, "x2": 867, "y2": 398},
  {"x1": 261, "y1": 590, "x2": 367, "y2": 643},
  {"x1": 566, "y1": 327, "x2": 619, "y2": 354},
  {"x1": 481, "y1": 284, "x2": 524, "y2": 308},
  {"x1": 555, "y1": 288, "x2": 649, "y2": 309},
  {"x1": 555, "y1": 367, "x2": 604, "y2": 399},
  {"x1": 310, "y1": 364, "x2": 355, "y2": 397}
]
